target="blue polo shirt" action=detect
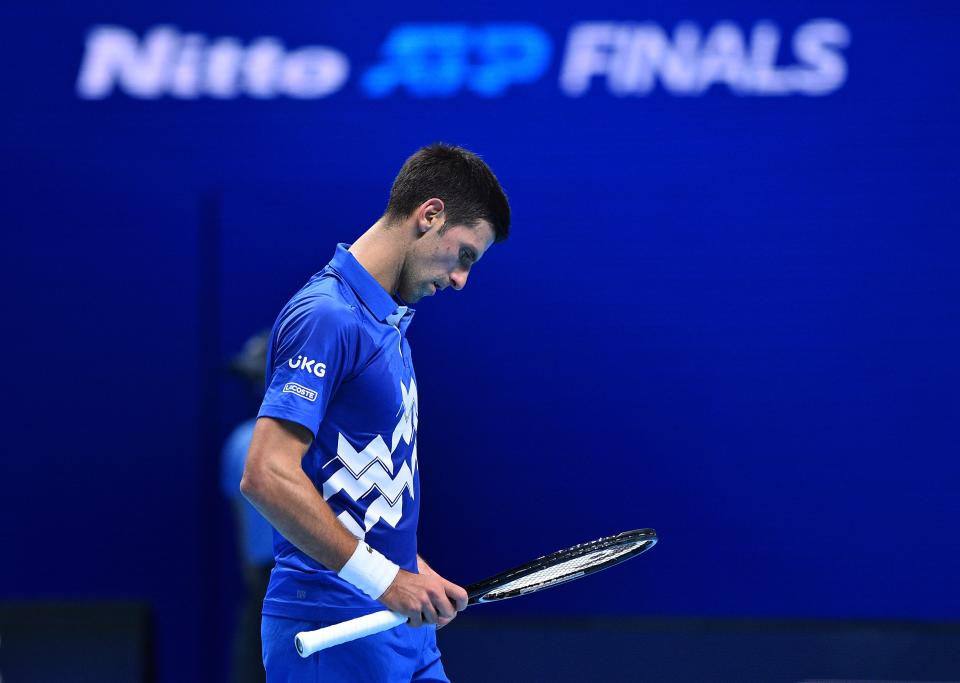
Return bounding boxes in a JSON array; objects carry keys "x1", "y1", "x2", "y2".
[{"x1": 258, "y1": 244, "x2": 421, "y2": 621}]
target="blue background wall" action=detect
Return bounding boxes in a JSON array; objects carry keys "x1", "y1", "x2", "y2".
[{"x1": 1, "y1": 1, "x2": 957, "y2": 681}]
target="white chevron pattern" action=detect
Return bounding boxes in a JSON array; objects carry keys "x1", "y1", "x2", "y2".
[
  {"x1": 391, "y1": 378, "x2": 418, "y2": 452},
  {"x1": 334, "y1": 433, "x2": 394, "y2": 476},
  {"x1": 322, "y1": 378, "x2": 419, "y2": 536}
]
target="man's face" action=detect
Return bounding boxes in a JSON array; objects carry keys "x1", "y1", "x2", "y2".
[{"x1": 397, "y1": 219, "x2": 496, "y2": 303}]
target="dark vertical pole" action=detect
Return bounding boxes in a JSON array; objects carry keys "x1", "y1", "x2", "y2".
[{"x1": 197, "y1": 190, "x2": 222, "y2": 683}]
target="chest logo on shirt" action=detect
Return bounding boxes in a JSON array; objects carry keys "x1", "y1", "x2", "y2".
[
  {"x1": 321, "y1": 378, "x2": 419, "y2": 539},
  {"x1": 288, "y1": 354, "x2": 327, "y2": 378}
]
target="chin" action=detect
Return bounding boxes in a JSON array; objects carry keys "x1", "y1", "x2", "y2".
[{"x1": 398, "y1": 286, "x2": 423, "y2": 304}]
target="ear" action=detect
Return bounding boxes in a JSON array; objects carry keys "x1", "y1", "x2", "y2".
[{"x1": 416, "y1": 198, "x2": 445, "y2": 235}]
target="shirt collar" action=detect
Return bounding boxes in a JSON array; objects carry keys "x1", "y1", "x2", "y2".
[{"x1": 329, "y1": 243, "x2": 415, "y2": 331}]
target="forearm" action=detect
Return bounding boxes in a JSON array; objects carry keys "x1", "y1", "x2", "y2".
[
  {"x1": 241, "y1": 458, "x2": 357, "y2": 572},
  {"x1": 240, "y1": 419, "x2": 463, "y2": 622}
]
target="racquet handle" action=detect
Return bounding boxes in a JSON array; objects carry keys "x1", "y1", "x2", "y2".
[{"x1": 295, "y1": 610, "x2": 407, "y2": 657}]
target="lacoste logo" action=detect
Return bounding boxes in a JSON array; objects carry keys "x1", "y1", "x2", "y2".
[
  {"x1": 288, "y1": 354, "x2": 327, "y2": 378},
  {"x1": 283, "y1": 382, "x2": 317, "y2": 402}
]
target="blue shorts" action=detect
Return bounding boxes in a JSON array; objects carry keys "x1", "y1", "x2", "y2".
[{"x1": 261, "y1": 614, "x2": 450, "y2": 683}]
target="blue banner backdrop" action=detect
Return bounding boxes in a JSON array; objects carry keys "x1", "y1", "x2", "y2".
[{"x1": 1, "y1": 1, "x2": 957, "y2": 681}]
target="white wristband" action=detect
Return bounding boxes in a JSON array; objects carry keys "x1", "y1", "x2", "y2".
[{"x1": 338, "y1": 540, "x2": 400, "y2": 600}]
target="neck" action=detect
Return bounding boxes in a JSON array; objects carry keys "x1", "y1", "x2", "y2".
[{"x1": 348, "y1": 217, "x2": 412, "y2": 296}]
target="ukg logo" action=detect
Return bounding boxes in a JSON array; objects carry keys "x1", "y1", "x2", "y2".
[{"x1": 288, "y1": 355, "x2": 327, "y2": 378}]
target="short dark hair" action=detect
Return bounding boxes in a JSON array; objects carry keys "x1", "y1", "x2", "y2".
[{"x1": 385, "y1": 143, "x2": 510, "y2": 242}]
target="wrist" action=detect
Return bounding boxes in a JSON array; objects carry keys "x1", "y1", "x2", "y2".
[
  {"x1": 417, "y1": 555, "x2": 434, "y2": 576},
  {"x1": 338, "y1": 540, "x2": 400, "y2": 600}
]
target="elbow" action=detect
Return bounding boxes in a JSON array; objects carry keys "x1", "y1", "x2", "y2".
[
  {"x1": 240, "y1": 458, "x2": 270, "y2": 506},
  {"x1": 239, "y1": 468, "x2": 255, "y2": 501}
]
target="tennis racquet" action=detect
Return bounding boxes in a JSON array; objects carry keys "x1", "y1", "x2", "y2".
[{"x1": 295, "y1": 528, "x2": 657, "y2": 657}]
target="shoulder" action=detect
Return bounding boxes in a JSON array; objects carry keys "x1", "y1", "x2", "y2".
[{"x1": 278, "y1": 274, "x2": 363, "y2": 340}]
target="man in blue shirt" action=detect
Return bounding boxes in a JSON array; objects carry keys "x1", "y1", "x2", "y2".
[{"x1": 241, "y1": 144, "x2": 511, "y2": 682}]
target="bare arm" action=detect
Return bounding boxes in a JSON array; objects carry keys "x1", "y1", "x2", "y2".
[
  {"x1": 240, "y1": 416, "x2": 468, "y2": 626},
  {"x1": 240, "y1": 416, "x2": 357, "y2": 570}
]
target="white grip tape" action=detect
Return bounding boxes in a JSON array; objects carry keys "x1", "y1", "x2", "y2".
[
  {"x1": 337, "y1": 541, "x2": 400, "y2": 600},
  {"x1": 295, "y1": 610, "x2": 407, "y2": 657}
]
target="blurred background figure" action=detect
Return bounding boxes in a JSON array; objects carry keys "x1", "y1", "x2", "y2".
[{"x1": 222, "y1": 331, "x2": 273, "y2": 683}]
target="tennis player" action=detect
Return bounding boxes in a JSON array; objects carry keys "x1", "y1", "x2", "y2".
[{"x1": 241, "y1": 144, "x2": 510, "y2": 682}]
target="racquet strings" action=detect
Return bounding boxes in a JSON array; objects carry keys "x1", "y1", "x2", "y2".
[{"x1": 480, "y1": 540, "x2": 646, "y2": 600}]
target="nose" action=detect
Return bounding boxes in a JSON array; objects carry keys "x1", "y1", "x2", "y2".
[{"x1": 449, "y1": 269, "x2": 468, "y2": 290}]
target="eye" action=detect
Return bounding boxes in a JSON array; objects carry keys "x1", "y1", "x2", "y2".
[{"x1": 459, "y1": 248, "x2": 474, "y2": 267}]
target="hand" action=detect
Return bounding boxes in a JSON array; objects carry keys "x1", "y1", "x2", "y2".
[
  {"x1": 379, "y1": 569, "x2": 468, "y2": 628},
  {"x1": 434, "y1": 575, "x2": 469, "y2": 630},
  {"x1": 417, "y1": 557, "x2": 468, "y2": 629}
]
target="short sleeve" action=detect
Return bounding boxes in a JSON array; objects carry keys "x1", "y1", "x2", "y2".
[{"x1": 258, "y1": 296, "x2": 360, "y2": 437}]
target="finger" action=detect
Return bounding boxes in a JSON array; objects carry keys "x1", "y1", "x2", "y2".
[
  {"x1": 431, "y1": 587, "x2": 456, "y2": 620},
  {"x1": 434, "y1": 595, "x2": 456, "y2": 620},
  {"x1": 437, "y1": 614, "x2": 454, "y2": 630},
  {"x1": 407, "y1": 610, "x2": 423, "y2": 628},
  {"x1": 445, "y1": 582, "x2": 469, "y2": 611},
  {"x1": 420, "y1": 603, "x2": 439, "y2": 625}
]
